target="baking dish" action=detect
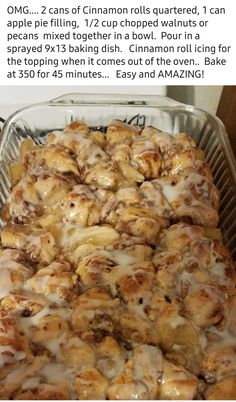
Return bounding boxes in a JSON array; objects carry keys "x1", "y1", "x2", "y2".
[{"x1": 0, "y1": 93, "x2": 236, "y2": 259}]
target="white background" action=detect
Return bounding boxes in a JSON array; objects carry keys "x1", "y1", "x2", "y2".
[{"x1": 0, "y1": 0, "x2": 235, "y2": 85}]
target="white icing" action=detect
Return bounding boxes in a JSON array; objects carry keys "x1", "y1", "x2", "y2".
[
  {"x1": 0, "y1": 345, "x2": 26, "y2": 368},
  {"x1": 42, "y1": 332, "x2": 67, "y2": 359},
  {"x1": 97, "y1": 356, "x2": 125, "y2": 380},
  {"x1": 210, "y1": 262, "x2": 234, "y2": 287},
  {"x1": 19, "y1": 306, "x2": 51, "y2": 336},
  {"x1": 0, "y1": 254, "x2": 31, "y2": 299},
  {"x1": 169, "y1": 315, "x2": 187, "y2": 329},
  {"x1": 112, "y1": 250, "x2": 138, "y2": 265},
  {"x1": 4, "y1": 365, "x2": 27, "y2": 385},
  {"x1": 208, "y1": 326, "x2": 236, "y2": 347},
  {"x1": 19, "y1": 304, "x2": 72, "y2": 337},
  {"x1": 21, "y1": 376, "x2": 40, "y2": 390}
]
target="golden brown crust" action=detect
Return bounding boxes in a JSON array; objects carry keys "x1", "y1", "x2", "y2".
[
  {"x1": 15, "y1": 383, "x2": 71, "y2": 400},
  {"x1": 73, "y1": 368, "x2": 109, "y2": 399},
  {"x1": 204, "y1": 375, "x2": 236, "y2": 400}
]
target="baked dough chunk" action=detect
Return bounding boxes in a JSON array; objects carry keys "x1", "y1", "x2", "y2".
[
  {"x1": 153, "y1": 172, "x2": 219, "y2": 227},
  {"x1": 204, "y1": 375, "x2": 236, "y2": 400},
  {"x1": 115, "y1": 207, "x2": 163, "y2": 246},
  {"x1": 106, "y1": 120, "x2": 139, "y2": 147},
  {"x1": 130, "y1": 136, "x2": 162, "y2": 179},
  {"x1": 71, "y1": 288, "x2": 120, "y2": 341},
  {"x1": 1, "y1": 292, "x2": 46, "y2": 317},
  {"x1": 24, "y1": 145, "x2": 79, "y2": 177},
  {"x1": 51, "y1": 223, "x2": 120, "y2": 259},
  {"x1": 95, "y1": 336, "x2": 125, "y2": 380},
  {"x1": 15, "y1": 383, "x2": 71, "y2": 400},
  {"x1": 62, "y1": 332, "x2": 96, "y2": 369},
  {"x1": 159, "y1": 359, "x2": 198, "y2": 400},
  {"x1": 107, "y1": 345, "x2": 163, "y2": 399},
  {"x1": 146, "y1": 292, "x2": 203, "y2": 374},
  {"x1": 156, "y1": 223, "x2": 236, "y2": 299},
  {"x1": 1, "y1": 225, "x2": 58, "y2": 265},
  {"x1": 0, "y1": 356, "x2": 49, "y2": 399},
  {"x1": 61, "y1": 184, "x2": 101, "y2": 226},
  {"x1": 2, "y1": 174, "x2": 73, "y2": 225},
  {"x1": 26, "y1": 260, "x2": 77, "y2": 302},
  {"x1": 201, "y1": 345, "x2": 236, "y2": 383},
  {"x1": 73, "y1": 368, "x2": 109, "y2": 400},
  {"x1": 0, "y1": 316, "x2": 31, "y2": 367},
  {"x1": 77, "y1": 257, "x2": 155, "y2": 298},
  {"x1": 184, "y1": 285, "x2": 228, "y2": 328},
  {"x1": 48, "y1": 122, "x2": 109, "y2": 175},
  {"x1": 0, "y1": 249, "x2": 33, "y2": 299}
]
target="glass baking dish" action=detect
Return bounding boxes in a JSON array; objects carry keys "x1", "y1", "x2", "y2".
[{"x1": 1, "y1": 93, "x2": 236, "y2": 259}]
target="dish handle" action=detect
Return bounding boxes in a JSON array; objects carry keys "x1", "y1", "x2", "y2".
[
  {"x1": 48, "y1": 93, "x2": 148, "y2": 105},
  {"x1": 49, "y1": 94, "x2": 82, "y2": 104},
  {"x1": 48, "y1": 93, "x2": 184, "y2": 107}
]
